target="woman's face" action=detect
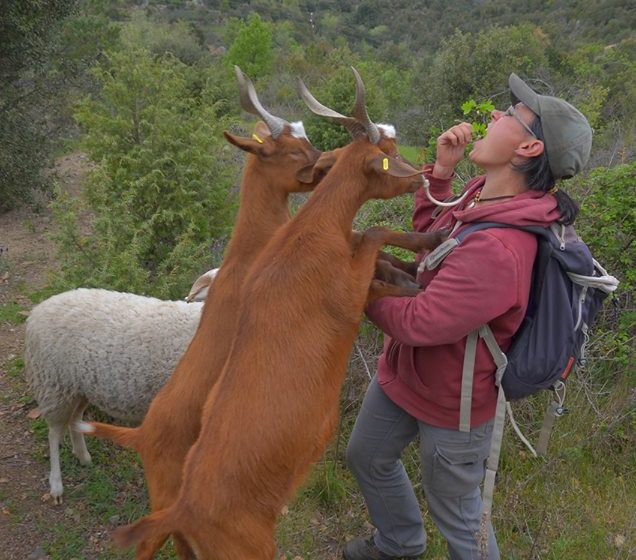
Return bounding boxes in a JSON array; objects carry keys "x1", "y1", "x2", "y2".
[{"x1": 469, "y1": 103, "x2": 538, "y2": 169}]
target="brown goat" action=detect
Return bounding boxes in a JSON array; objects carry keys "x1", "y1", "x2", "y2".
[
  {"x1": 108, "y1": 87, "x2": 446, "y2": 558},
  {"x1": 79, "y1": 68, "x2": 322, "y2": 560}
]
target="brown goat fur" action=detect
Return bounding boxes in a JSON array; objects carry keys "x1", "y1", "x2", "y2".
[
  {"x1": 84, "y1": 121, "x2": 321, "y2": 559},
  {"x1": 111, "y1": 137, "x2": 446, "y2": 559}
]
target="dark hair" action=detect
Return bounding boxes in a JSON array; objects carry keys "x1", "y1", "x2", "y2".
[{"x1": 511, "y1": 117, "x2": 580, "y2": 225}]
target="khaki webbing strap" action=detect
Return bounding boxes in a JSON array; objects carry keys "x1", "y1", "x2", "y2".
[
  {"x1": 421, "y1": 238, "x2": 459, "y2": 272},
  {"x1": 536, "y1": 382, "x2": 566, "y2": 455},
  {"x1": 459, "y1": 331, "x2": 479, "y2": 432},
  {"x1": 536, "y1": 401, "x2": 560, "y2": 456},
  {"x1": 419, "y1": 219, "x2": 464, "y2": 275},
  {"x1": 478, "y1": 325, "x2": 508, "y2": 383},
  {"x1": 478, "y1": 384, "x2": 507, "y2": 560},
  {"x1": 477, "y1": 324, "x2": 509, "y2": 558}
]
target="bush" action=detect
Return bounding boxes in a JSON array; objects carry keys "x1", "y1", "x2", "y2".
[{"x1": 51, "y1": 47, "x2": 241, "y2": 299}]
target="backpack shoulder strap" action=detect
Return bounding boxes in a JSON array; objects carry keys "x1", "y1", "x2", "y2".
[{"x1": 422, "y1": 222, "x2": 515, "y2": 272}]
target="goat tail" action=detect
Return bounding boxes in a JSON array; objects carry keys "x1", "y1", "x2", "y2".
[
  {"x1": 75, "y1": 421, "x2": 140, "y2": 451},
  {"x1": 111, "y1": 508, "x2": 176, "y2": 552}
]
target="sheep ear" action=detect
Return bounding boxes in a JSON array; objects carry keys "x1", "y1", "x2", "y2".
[
  {"x1": 296, "y1": 150, "x2": 338, "y2": 184},
  {"x1": 367, "y1": 154, "x2": 421, "y2": 177},
  {"x1": 223, "y1": 128, "x2": 275, "y2": 157}
]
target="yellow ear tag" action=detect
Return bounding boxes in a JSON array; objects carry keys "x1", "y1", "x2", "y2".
[
  {"x1": 252, "y1": 134, "x2": 264, "y2": 144},
  {"x1": 382, "y1": 157, "x2": 389, "y2": 171}
]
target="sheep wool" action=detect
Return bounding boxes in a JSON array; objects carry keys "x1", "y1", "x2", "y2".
[
  {"x1": 26, "y1": 288, "x2": 203, "y2": 421},
  {"x1": 24, "y1": 288, "x2": 203, "y2": 503}
]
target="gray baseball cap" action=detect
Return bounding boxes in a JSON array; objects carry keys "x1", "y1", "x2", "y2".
[{"x1": 509, "y1": 73, "x2": 592, "y2": 179}]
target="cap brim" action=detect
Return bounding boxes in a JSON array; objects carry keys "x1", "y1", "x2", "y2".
[{"x1": 509, "y1": 73, "x2": 540, "y2": 116}]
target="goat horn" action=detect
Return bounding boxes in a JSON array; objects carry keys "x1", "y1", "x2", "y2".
[
  {"x1": 350, "y1": 67, "x2": 380, "y2": 145},
  {"x1": 297, "y1": 78, "x2": 367, "y2": 138},
  {"x1": 234, "y1": 66, "x2": 288, "y2": 139}
]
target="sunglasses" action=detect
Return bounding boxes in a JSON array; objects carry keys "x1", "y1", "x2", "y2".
[{"x1": 504, "y1": 105, "x2": 537, "y2": 138}]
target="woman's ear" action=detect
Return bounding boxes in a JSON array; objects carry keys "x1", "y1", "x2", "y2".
[{"x1": 515, "y1": 138, "x2": 544, "y2": 159}]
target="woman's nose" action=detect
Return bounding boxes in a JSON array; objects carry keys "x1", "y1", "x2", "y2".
[{"x1": 490, "y1": 109, "x2": 504, "y2": 122}]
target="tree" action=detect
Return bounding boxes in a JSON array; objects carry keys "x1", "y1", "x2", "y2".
[
  {"x1": 53, "y1": 48, "x2": 240, "y2": 298},
  {"x1": 224, "y1": 13, "x2": 274, "y2": 80},
  {"x1": 413, "y1": 24, "x2": 548, "y2": 144},
  {"x1": 0, "y1": 0, "x2": 78, "y2": 211}
]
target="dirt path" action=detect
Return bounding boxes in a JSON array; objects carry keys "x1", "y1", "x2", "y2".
[{"x1": 0, "y1": 153, "x2": 112, "y2": 560}]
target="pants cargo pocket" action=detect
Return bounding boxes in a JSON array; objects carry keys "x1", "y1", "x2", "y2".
[{"x1": 420, "y1": 422, "x2": 493, "y2": 499}]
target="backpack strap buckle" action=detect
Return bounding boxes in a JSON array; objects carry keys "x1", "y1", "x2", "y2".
[{"x1": 536, "y1": 381, "x2": 567, "y2": 455}]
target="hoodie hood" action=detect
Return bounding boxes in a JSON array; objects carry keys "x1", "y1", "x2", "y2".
[{"x1": 451, "y1": 176, "x2": 561, "y2": 229}]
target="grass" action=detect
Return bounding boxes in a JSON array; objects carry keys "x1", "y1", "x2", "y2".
[
  {"x1": 10, "y1": 294, "x2": 633, "y2": 558},
  {"x1": 14, "y1": 352, "x2": 634, "y2": 559},
  {"x1": 0, "y1": 301, "x2": 28, "y2": 324},
  {"x1": 398, "y1": 145, "x2": 426, "y2": 165}
]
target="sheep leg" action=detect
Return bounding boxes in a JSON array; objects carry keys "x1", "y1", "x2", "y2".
[
  {"x1": 47, "y1": 420, "x2": 66, "y2": 505},
  {"x1": 68, "y1": 397, "x2": 92, "y2": 465}
]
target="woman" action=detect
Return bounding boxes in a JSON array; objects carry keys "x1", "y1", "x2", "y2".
[{"x1": 343, "y1": 74, "x2": 592, "y2": 560}]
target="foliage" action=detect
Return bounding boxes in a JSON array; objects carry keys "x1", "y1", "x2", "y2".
[
  {"x1": 51, "y1": 47, "x2": 241, "y2": 299},
  {"x1": 572, "y1": 162, "x2": 636, "y2": 293},
  {"x1": 224, "y1": 12, "x2": 275, "y2": 80},
  {"x1": 120, "y1": 12, "x2": 209, "y2": 65},
  {"x1": 418, "y1": 24, "x2": 548, "y2": 136},
  {"x1": 0, "y1": 0, "x2": 120, "y2": 212},
  {"x1": 461, "y1": 98, "x2": 496, "y2": 140},
  {"x1": 0, "y1": 0, "x2": 78, "y2": 211}
]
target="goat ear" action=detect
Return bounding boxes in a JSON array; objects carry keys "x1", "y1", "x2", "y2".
[
  {"x1": 367, "y1": 154, "x2": 422, "y2": 177},
  {"x1": 223, "y1": 131, "x2": 275, "y2": 157},
  {"x1": 254, "y1": 121, "x2": 272, "y2": 138},
  {"x1": 296, "y1": 151, "x2": 338, "y2": 184}
]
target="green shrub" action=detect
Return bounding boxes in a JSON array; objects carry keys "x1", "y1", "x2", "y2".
[{"x1": 51, "y1": 47, "x2": 241, "y2": 299}]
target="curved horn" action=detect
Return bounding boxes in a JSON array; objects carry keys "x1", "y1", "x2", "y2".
[
  {"x1": 297, "y1": 78, "x2": 367, "y2": 139},
  {"x1": 350, "y1": 67, "x2": 380, "y2": 144},
  {"x1": 234, "y1": 66, "x2": 288, "y2": 139}
]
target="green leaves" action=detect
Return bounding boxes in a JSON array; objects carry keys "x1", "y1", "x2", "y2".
[
  {"x1": 224, "y1": 13, "x2": 275, "y2": 80},
  {"x1": 54, "y1": 47, "x2": 240, "y2": 299},
  {"x1": 461, "y1": 98, "x2": 495, "y2": 140}
]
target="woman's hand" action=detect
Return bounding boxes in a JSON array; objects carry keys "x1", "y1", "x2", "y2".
[{"x1": 432, "y1": 122, "x2": 473, "y2": 179}]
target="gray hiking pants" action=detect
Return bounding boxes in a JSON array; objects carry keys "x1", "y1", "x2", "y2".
[{"x1": 346, "y1": 377, "x2": 500, "y2": 560}]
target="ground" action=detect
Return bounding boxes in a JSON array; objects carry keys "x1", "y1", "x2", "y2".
[{"x1": 0, "y1": 153, "x2": 120, "y2": 559}]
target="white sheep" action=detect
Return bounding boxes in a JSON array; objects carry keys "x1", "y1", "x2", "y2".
[{"x1": 24, "y1": 270, "x2": 217, "y2": 504}]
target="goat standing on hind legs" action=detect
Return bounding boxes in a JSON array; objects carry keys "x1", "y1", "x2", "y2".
[
  {"x1": 109, "y1": 69, "x2": 446, "y2": 560},
  {"x1": 77, "y1": 67, "x2": 322, "y2": 560}
]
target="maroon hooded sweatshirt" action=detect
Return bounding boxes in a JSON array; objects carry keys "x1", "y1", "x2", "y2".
[{"x1": 366, "y1": 165, "x2": 561, "y2": 429}]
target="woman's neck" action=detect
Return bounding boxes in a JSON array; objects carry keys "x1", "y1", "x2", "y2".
[{"x1": 479, "y1": 165, "x2": 528, "y2": 202}]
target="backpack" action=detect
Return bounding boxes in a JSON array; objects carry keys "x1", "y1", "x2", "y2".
[{"x1": 421, "y1": 221, "x2": 619, "y2": 553}]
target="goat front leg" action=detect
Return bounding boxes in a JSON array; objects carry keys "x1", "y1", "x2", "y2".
[
  {"x1": 350, "y1": 228, "x2": 424, "y2": 305},
  {"x1": 367, "y1": 278, "x2": 421, "y2": 302},
  {"x1": 374, "y1": 259, "x2": 419, "y2": 289},
  {"x1": 377, "y1": 250, "x2": 418, "y2": 276},
  {"x1": 376, "y1": 227, "x2": 449, "y2": 254}
]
